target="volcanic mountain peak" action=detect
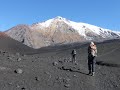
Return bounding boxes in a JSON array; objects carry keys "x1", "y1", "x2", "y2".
[
  {"x1": 5, "y1": 16, "x2": 120, "y2": 49},
  {"x1": 37, "y1": 19, "x2": 53, "y2": 27},
  {"x1": 31, "y1": 16, "x2": 120, "y2": 38},
  {"x1": 54, "y1": 16, "x2": 67, "y2": 20},
  {"x1": 32, "y1": 16, "x2": 68, "y2": 28}
]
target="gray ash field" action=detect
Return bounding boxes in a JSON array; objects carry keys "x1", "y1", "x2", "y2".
[{"x1": 0, "y1": 38, "x2": 120, "y2": 90}]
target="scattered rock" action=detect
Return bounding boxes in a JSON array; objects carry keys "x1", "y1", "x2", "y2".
[
  {"x1": 17, "y1": 58, "x2": 22, "y2": 61},
  {"x1": 21, "y1": 54, "x2": 26, "y2": 57},
  {"x1": 21, "y1": 87, "x2": 26, "y2": 90},
  {"x1": 44, "y1": 71, "x2": 50, "y2": 75},
  {"x1": 8, "y1": 82, "x2": 13, "y2": 85},
  {"x1": 73, "y1": 74, "x2": 77, "y2": 77},
  {"x1": 64, "y1": 59, "x2": 69, "y2": 62},
  {"x1": 64, "y1": 84, "x2": 70, "y2": 88},
  {"x1": 14, "y1": 68, "x2": 23, "y2": 74},
  {"x1": 7, "y1": 57, "x2": 12, "y2": 60},
  {"x1": 2, "y1": 51, "x2": 6, "y2": 54},
  {"x1": 0, "y1": 66, "x2": 8, "y2": 70},
  {"x1": 56, "y1": 77, "x2": 62, "y2": 83},
  {"x1": 35, "y1": 77, "x2": 39, "y2": 81},
  {"x1": 53, "y1": 62, "x2": 58, "y2": 66},
  {"x1": 16, "y1": 85, "x2": 20, "y2": 88},
  {"x1": 58, "y1": 60, "x2": 63, "y2": 64},
  {"x1": 63, "y1": 78, "x2": 70, "y2": 84}
]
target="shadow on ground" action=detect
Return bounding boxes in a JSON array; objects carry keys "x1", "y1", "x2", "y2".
[{"x1": 96, "y1": 61, "x2": 120, "y2": 68}]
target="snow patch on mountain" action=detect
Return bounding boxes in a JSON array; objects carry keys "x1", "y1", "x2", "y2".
[{"x1": 39, "y1": 19, "x2": 53, "y2": 27}]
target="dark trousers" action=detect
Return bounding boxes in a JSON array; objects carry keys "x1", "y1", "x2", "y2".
[
  {"x1": 88, "y1": 55, "x2": 96, "y2": 73},
  {"x1": 72, "y1": 54, "x2": 76, "y2": 62}
]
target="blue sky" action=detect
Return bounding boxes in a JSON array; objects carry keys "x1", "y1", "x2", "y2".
[{"x1": 0, "y1": 0, "x2": 120, "y2": 31}]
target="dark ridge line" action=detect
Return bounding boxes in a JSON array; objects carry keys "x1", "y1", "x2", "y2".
[{"x1": 26, "y1": 39, "x2": 120, "y2": 55}]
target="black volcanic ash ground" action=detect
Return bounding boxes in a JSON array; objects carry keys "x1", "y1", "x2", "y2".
[{"x1": 0, "y1": 40, "x2": 120, "y2": 90}]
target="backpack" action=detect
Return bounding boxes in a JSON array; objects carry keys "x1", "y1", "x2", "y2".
[
  {"x1": 72, "y1": 49, "x2": 76, "y2": 55},
  {"x1": 90, "y1": 45, "x2": 97, "y2": 57}
]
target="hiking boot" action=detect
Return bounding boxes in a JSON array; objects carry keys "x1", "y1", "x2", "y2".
[
  {"x1": 74, "y1": 61, "x2": 78, "y2": 65},
  {"x1": 92, "y1": 72, "x2": 95, "y2": 76},
  {"x1": 88, "y1": 71, "x2": 92, "y2": 75}
]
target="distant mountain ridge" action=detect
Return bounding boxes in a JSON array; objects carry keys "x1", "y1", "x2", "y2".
[{"x1": 5, "y1": 16, "x2": 120, "y2": 49}]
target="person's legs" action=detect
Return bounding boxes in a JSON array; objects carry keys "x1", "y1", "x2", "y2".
[
  {"x1": 74, "y1": 55, "x2": 76, "y2": 63},
  {"x1": 92, "y1": 57, "x2": 95, "y2": 76},
  {"x1": 72, "y1": 55, "x2": 74, "y2": 62},
  {"x1": 88, "y1": 56, "x2": 92, "y2": 74},
  {"x1": 72, "y1": 55, "x2": 76, "y2": 62},
  {"x1": 88, "y1": 61, "x2": 92, "y2": 74}
]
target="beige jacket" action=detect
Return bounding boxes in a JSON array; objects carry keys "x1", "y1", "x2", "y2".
[{"x1": 88, "y1": 44, "x2": 97, "y2": 57}]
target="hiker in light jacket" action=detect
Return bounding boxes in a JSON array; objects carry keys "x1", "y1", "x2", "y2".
[{"x1": 88, "y1": 42, "x2": 97, "y2": 76}]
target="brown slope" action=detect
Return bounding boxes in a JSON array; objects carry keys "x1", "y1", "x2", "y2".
[
  {"x1": 30, "y1": 20, "x2": 86, "y2": 48},
  {"x1": 5, "y1": 25, "x2": 35, "y2": 48},
  {"x1": 0, "y1": 32, "x2": 35, "y2": 54}
]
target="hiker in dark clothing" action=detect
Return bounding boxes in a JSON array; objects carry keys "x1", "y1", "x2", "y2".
[
  {"x1": 88, "y1": 42, "x2": 97, "y2": 76},
  {"x1": 71, "y1": 49, "x2": 77, "y2": 63}
]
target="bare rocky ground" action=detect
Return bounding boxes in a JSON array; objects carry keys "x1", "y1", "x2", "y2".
[{"x1": 0, "y1": 38, "x2": 120, "y2": 90}]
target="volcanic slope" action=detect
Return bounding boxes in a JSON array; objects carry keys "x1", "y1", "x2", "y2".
[
  {"x1": 0, "y1": 32, "x2": 36, "y2": 54},
  {"x1": 0, "y1": 39, "x2": 120, "y2": 90}
]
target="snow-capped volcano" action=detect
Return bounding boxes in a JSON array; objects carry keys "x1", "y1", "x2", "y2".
[
  {"x1": 32, "y1": 16, "x2": 120, "y2": 39},
  {"x1": 5, "y1": 16, "x2": 120, "y2": 49}
]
